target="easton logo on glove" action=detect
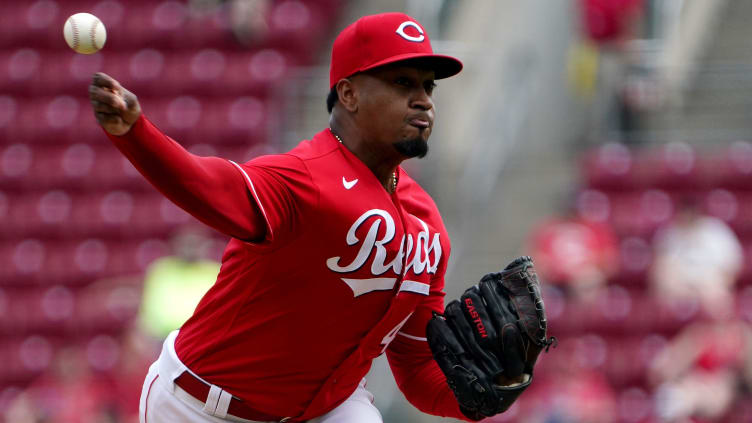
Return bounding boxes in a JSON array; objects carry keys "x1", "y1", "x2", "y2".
[
  {"x1": 426, "y1": 256, "x2": 556, "y2": 420},
  {"x1": 464, "y1": 298, "x2": 488, "y2": 338}
]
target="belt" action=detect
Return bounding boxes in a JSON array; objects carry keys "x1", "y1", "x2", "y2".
[{"x1": 174, "y1": 371, "x2": 295, "y2": 422}]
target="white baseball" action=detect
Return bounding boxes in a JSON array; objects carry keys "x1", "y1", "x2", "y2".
[{"x1": 63, "y1": 13, "x2": 107, "y2": 54}]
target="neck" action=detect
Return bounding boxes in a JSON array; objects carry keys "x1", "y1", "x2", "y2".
[{"x1": 330, "y1": 117, "x2": 402, "y2": 193}]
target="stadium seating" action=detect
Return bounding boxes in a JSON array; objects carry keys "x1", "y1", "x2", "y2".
[
  {"x1": 0, "y1": 0, "x2": 343, "y2": 405},
  {"x1": 546, "y1": 141, "x2": 752, "y2": 421}
]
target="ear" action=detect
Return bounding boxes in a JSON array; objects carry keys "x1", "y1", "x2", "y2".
[{"x1": 336, "y1": 78, "x2": 358, "y2": 113}]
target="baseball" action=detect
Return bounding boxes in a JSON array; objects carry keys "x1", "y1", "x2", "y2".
[{"x1": 63, "y1": 13, "x2": 106, "y2": 54}]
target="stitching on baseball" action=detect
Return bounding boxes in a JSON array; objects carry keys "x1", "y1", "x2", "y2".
[
  {"x1": 90, "y1": 18, "x2": 100, "y2": 50},
  {"x1": 69, "y1": 17, "x2": 80, "y2": 51}
]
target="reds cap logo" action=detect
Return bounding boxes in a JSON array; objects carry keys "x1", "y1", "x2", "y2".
[{"x1": 395, "y1": 21, "x2": 424, "y2": 42}]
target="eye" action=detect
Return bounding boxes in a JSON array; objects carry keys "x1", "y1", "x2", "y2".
[
  {"x1": 395, "y1": 77, "x2": 411, "y2": 87},
  {"x1": 425, "y1": 81, "x2": 437, "y2": 95}
]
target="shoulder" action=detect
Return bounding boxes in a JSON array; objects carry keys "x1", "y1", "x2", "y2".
[
  {"x1": 399, "y1": 170, "x2": 445, "y2": 225},
  {"x1": 399, "y1": 170, "x2": 438, "y2": 208},
  {"x1": 242, "y1": 129, "x2": 340, "y2": 173}
]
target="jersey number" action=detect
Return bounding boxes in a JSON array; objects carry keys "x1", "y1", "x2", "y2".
[{"x1": 380, "y1": 314, "x2": 412, "y2": 355}]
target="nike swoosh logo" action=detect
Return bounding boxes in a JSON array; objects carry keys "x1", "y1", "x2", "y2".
[{"x1": 342, "y1": 177, "x2": 358, "y2": 189}]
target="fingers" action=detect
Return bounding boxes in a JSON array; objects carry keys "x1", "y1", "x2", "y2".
[
  {"x1": 91, "y1": 72, "x2": 121, "y2": 91},
  {"x1": 460, "y1": 286, "x2": 499, "y2": 344},
  {"x1": 446, "y1": 300, "x2": 501, "y2": 376},
  {"x1": 499, "y1": 324, "x2": 525, "y2": 378},
  {"x1": 89, "y1": 84, "x2": 127, "y2": 111},
  {"x1": 427, "y1": 316, "x2": 466, "y2": 359},
  {"x1": 91, "y1": 98, "x2": 121, "y2": 114}
]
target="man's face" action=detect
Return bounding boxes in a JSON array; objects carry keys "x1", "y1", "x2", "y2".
[{"x1": 351, "y1": 64, "x2": 436, "y2": 158}]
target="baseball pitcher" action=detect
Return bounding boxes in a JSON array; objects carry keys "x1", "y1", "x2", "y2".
[{"x1": 88, "y1": 12, "x2": 553, "y2": 423}]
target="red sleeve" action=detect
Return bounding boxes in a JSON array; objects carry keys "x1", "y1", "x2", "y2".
[
  {"x1": 234, "y1": 155, "x2": 316, "y2": 246},
  {"x1": 105, "y1": 115, "x2": 266, "y2": 240},
  {"x1": 385, "y1": 275, "x2": 471, "y2": 421}
]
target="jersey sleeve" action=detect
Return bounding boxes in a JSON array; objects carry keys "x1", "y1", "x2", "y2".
[
  {"x1": 105, "y1": 114, "x2": 266, "y2": 240},
  {"x1": 232, "y1": 155, "x2": 317, "y2": 246},
  {"x1": 385, "y1": 274, "x2": 469, "y2": 421}
]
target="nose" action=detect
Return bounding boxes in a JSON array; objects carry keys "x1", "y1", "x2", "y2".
[{"x1": 410, "y1": 88, "x2": 433, "y2": 111}]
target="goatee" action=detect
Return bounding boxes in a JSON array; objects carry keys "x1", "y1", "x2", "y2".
[{"x1": 394, "y1": 137, "x2": 428, "y2": 158}]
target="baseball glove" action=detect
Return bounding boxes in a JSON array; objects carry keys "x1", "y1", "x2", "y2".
[{"x1": 426, "y1": 256, "x2": 556, "y2": 420}]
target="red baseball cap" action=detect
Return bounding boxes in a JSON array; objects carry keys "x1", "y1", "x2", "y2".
[{"x1": 329, "y1": 12, "x2": 463, "y2": 89}]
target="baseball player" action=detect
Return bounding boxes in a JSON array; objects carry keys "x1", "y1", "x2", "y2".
[{"x1": 88, "y1": 12, "x2": 552, "y2": 423}]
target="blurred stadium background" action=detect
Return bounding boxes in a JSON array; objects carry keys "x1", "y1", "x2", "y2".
[{"x1": 2, "y1": 0, "x2": 752, "y2": 422}]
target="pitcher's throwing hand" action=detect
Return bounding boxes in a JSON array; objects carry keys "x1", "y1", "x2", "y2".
[{"x1": 88, "y1": 72, "x2": 141, "y2": 136}]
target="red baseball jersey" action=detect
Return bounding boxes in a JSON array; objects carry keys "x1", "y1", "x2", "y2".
[{"x1": 106, "y1": 116, "x2": 464, "y2": 421}]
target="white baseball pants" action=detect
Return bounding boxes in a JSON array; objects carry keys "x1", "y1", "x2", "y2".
[{"x1": 139, "y1": 331, "x2": 383, "y2": 423}]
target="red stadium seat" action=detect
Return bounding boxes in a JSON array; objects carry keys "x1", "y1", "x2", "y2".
[
  {"x1": 0, "y1": 48, "x2": 43, "y2": 95},
  {"x1": 0, "y1": 1, "x2": 62, "y2": 49},
  {"x1": 144, "y1": 95, "x2": 269, "y2": 146},
  {"x1": 42, "y1": 96, "x2": 82, "y2": 130},
  {"x1": 0, "y1": 50, "x2": 104, "y2": 96},
  {"x1": 717, "y1": 141, "x2": 752, "y2": 190},
  {"x1": 2, "y1": 286, "x2": 77, "y2": 335},
  {"x1": 0, "y1": 95, "x2": 19, "y2": 144},
  {"x1": 10, "y1": 239, "x2": 47, "y2": 283},
  {"x1": 112, "y1": 49, "x2": 169, "y2": 94},
  {"x1": 2, "y1": 190, "x2": 73, "y2": 239},
  {"x1": 616, "y1": 387, "x2": 654, "y2": 421},
  {"x1": 83, "y1": 334, "x2": 123, "y2": 371},
  {"x1": 3, "y1": 189, "x2": 192, "y2": 240},
  {"x1": 581, "y1": 142, "x2": 639, "y2": 191},
  {"x1": 0, "y1": 288, "x2": 8, "y2": 332},
  {"x1": 189, "y1": 48, "x2": 228, "y2": 85},
  {"x1": 106, "y1": 1, "x2": 232, "y2": 50},
  {"x1": 703, "y1": 188, "x2": 739, "y2": 225},
  {"x1": 636, "y1": 142, "x2": 701, "y2": 192},
  {"x1": 603, "y1": 190, "x2": 674, "y2": 237},
  {"x1": 0, "y1": 335, "x2": 60, "y2": 384},
  {"x1": 1, "y1": 144, "x2": 89, "y2": 191},
  {"x1": 609, "y1": 236, "x2": 652, "y2": 288},
  {"x1": 737, "y1": 243, "x2": 752, "y2": 287},
  {"x1": 738, "y1": 286, "x2": 752, "y2": 322},
  {"x1": 727, "y1": 192, "x2": 752, "y2": 240},
  {"x1": 265, "y1": 1, "x2": 327, "y2": 62},
  {"x1": 0, "y1": 144, "x2": 149, "y2": 192},
  {"x1": 0, "y1": 190, "x2": 7, "y2": 225},
  {"x1": 576, "y1": 189, "x2": 612, "y2": 224},
  {"x1": 0, "y1": 143, "x2": 32, "y2": 189},
  {"x1": 88, "y1": 147, "x2": 148, "y2": 191},
  {"x1": 10, "y1": 96, "x2": 102, "y2": 144}
]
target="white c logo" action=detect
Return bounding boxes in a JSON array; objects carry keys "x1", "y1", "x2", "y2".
[{"x1": 395, "y1": 21, "x2": 424, "y2": 42}]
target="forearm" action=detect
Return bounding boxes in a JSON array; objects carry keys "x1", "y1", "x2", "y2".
[
  {"x1": 387, "y1": 341, "x2": 469, "y2": 421},
  {"x1": 106, "y1": 115, "x2": 264, "y2": 240}
]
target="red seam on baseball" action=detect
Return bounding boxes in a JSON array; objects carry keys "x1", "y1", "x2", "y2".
[
  {"x1": 90, "y1": 18, "x2": 100, "y2": 50},
  {"x1": 69, "y1": 17, "x2": 79, "y2": 51}
]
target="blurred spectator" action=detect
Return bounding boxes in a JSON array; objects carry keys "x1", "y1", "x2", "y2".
[
  {"x1": 649, "y1": 196, "x2": 743, "y2": 316},
  {"x1": 190, "y1": 0, "x2": 271, "y2": 45},
  {"x1": 527, "y1": 200, "x2": 619, "y2": 303},
  {"x1": 137, "y1": 225, "x2": 220, "y2": 340},
  {"x1": 580, "y1": 0, "x2": 644, "y2": 45},
  {"x1": 229, "y1": 0, "x2": 271, "y2": 45},
  {"x1": 649, "y1": 315, "x2": 752, "y2": 422}
]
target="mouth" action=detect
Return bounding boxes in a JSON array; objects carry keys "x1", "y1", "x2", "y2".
[{"x1": 408, "y1": 116, "x2": 431, "y2": 129}]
